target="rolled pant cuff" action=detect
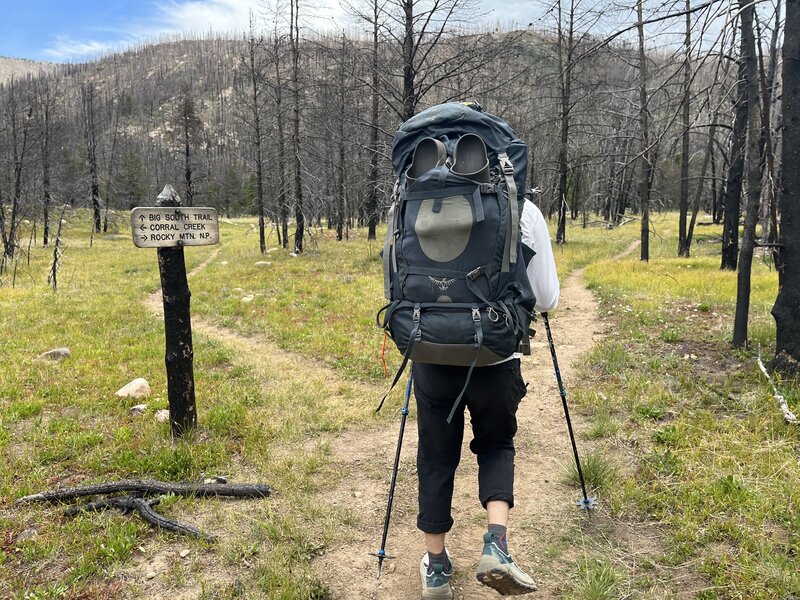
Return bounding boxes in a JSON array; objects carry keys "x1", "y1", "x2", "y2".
[
  {"x1": 480, "y1": 493, "x2": 515, "y2": 510},
  {"x1": 417, "y1": 516, "x2": 454, "y2": 534}
]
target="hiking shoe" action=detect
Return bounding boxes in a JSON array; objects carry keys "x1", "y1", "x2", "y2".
[
  {"x1": 420, "y1": 551, "x2": 454, "y2": 600},
  {"x1": 476, "y1": 532, "x2": 537, "y2": 595}
]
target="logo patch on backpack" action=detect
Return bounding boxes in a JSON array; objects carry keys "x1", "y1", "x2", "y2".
[{"x1": 429, "y1": 276, "x2": 456, "y2": 292}]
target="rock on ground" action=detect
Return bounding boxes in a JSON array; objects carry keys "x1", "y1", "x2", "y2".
[
  {"x1": 37, "y1": 348, "x2": 71, "y2": 361},
  {"x1": 116, "y1": 378, "x2": 151, "y2": 399}
]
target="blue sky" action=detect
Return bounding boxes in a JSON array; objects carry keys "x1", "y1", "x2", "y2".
[
  {"x1": 1, "y1": 0, "x2": 554, "y2": 63},
  {"x1": 1, "y1": 0, "x2": 728, "y2": 64},
  {"x1": 1, "y1": 0, "x2": 304, "y2": 62}
]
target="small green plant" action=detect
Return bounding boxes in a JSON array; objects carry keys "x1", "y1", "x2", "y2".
[
  {"x1": 564, "y1": 451, "x2": 617, "y2": 491},
  {"x1": 652, "y1": 424, "x2": 679, "y2": 446},
  {"x1": 584, "y1": 412, "x2": 619, "y2": 439},
  {"x1": 635, "y1": 402, "x2": 666, "y2": 420},
  {"x1": 659, "y1": 328, "x2": 682, "y2": 343},
  {"x1": 567, "y1": 559, "x2": 618, "y2": 599}
]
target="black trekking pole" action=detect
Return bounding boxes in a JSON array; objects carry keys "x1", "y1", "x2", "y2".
[
  {"x1": 370, "y1": 371, "x2": 413, "y2": 577},
  {"x1": 542, "y1": 312, "x2": 597, "y2": 512}
]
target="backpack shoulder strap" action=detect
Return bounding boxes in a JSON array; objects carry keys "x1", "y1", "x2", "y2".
[{"x1": 498, "y1": 152, "x2": 519, "y2": 270}]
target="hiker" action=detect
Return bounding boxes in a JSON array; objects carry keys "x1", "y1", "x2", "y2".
[
  {"x1": 413, "y1": 193, "x2": 558, "y2": 598},
  {"x1": 378, "y1": 102, "x2": 559, "y2": 598}
]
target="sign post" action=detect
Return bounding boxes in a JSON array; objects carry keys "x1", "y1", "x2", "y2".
[{"x1": 131, "y1": 184, "x2": 220, "y2": 437}]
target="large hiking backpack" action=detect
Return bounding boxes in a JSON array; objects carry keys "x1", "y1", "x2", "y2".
[{"x1": 377, "y1": 102, "x2": 536, "y2": 417}]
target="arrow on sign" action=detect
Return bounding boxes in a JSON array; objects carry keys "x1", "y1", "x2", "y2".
[
  {"x1": 141, "y1": 234, "x2": 148, "y2": 240},
  {"x1": 140, "y1": 224, "x2": 147, "y2": 231},
  {"x1": 139, "y1": 215, "x2": 146, "y2": 222}
]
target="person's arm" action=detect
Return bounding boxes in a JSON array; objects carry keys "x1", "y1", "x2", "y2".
[{"x1": 519, "y1": 201, "x2": 560, "y2": 313}]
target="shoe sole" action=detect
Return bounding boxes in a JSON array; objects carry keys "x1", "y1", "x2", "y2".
[
  {"x1": 476, "y1": 555, "x2": 537, "y2": 596},
  {"x1": 421, "y1": 587, "x2": 453, "y2": 600}
]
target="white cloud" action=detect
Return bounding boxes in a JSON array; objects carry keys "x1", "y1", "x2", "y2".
[
  {"x1": 42, "y1": 36, "x2": 118, "y2": 61},
  {"x1": 151, "y1": 0, "x2": 353, "y2": 36},
  {"x1": 153, "y1": 0, "x2": 262, "y2": 35}
]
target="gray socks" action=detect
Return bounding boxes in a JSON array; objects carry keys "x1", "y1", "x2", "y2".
[
  {"x1": 488, "y1": 523, "x2": 509, "y2": 554},
  {"x1": 427, "y1": 548, "x2": 452, "y2": 573}
]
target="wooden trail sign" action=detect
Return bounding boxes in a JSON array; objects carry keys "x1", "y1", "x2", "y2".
[
  {"x1": 131, "y1": 185, "x2": 220, "y2": 437},
  {"x1": 131, "y1": 207, "x2": 219, "y2": 248}
]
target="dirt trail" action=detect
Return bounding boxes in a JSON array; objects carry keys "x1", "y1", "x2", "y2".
[{"x1": 142, "y1": 239, "x2": 642, "y2": 599}]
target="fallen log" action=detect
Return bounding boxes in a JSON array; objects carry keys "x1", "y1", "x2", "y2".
[
  {"x1": 18, "y1": 477, "x2": 271, "y2": 541},
  {"x1": 16, "y1": 478, "x2": 271, "y2": 504},
  {"x1": 64, "y1": 495, "x2": 217, "y2": 542}
]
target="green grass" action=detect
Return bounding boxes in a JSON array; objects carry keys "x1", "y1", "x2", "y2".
[
  {"x1": 1, "y1": 209, "x2": 795, "y2": 598},
  {"x1": 0, "y1": 210, "x2": 377, "y2": 598},
  {"x1": 570, "y1": 217, "x2": 800, "y2": 598}
]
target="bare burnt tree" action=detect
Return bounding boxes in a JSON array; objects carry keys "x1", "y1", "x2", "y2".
[
  {"x1": 732, "y1": 0, "x2": 762, "y2": 348},
  {"x1": 0, "y1": 76, "x2": 35, "y2": 263},
  {"x1": 378, "y1": 0, "x2": 489, "y2": 121},
  {"x1": 365, "y1": 0, "x2": 383, "y2": 240},
  {"x1": 36, "y1": 76, "x2": 58, "y2": 246},
  {"x1": 172, "y1": 87, "x2": 204, "y2": 207},
  {"x1": 80, "y1": 81, "x2": 102, "y2": 233},
  {"x1": 769, "y1": 0, "x2": 800, "y2": 374},
  {"x1": 755, "y1": 2, "x2": 781, "y2": 249},
  {"x1": 677, "y1": 0, "x2": 692, "y2": 257},
  {"x1": 720, "y1": 16, "x2": 749, "y2": 270},
  {"x1": 637, "y1": 0, "x2": 652, "y2": 262},
  {"x1": 554, "y1": 0, "x2": 576, "y2": 245},
  {"x1": 237, "y1": 15, "x2": 270, "y2": 254},
  {"x1": 289, "y1": 0, "x2": 305, "y2": 253}
]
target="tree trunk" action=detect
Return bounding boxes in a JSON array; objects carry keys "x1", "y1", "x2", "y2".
[
  {"x1": 769, "y1": 0, "x2": 800, "y2": 373},
  {"x1": 686, "y1": 120, "x2": 718, "y2": 251},
  {"x1": 273, "y1": 37, "x2": 289, "y2": 250},
  {"x1": 290, "y1": 0, "x2": 304, "y2": 254},
  {"x1": 82, "y1": 84, "x2": 102, "y2": 234},
  {"x1": 721, "y1": 41, "x2": 750, "y2": 270},
  {"x1": 41, "y1": 84, "x2": 52, "y2": 247},
  {"x1": 402, "y1": 0, "x2": 416, "y2": 121},
  {"x1": 732, "y1": 0, "x2": 762, "y2": 348},
  {"x1": 248, "y1": 30, "x2": 266, "y2": 254},
  {"x1": 366, "y1": 0, "x2": 381, "y2": 241},
  {"x1": 555, "y1": 0, "x2": 574, "y2": 245},
  {"x1": 678, "y1": 0, "x2": 692, "y2": 257},
  {"x1": 637, "y1": 0, "x2": 651, "y2": 262}
]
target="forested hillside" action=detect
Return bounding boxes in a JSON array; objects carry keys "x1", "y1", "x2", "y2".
[
  {"x1": 0, "y1": 57, "x2": 55, "y2": 84},
  {"x1": 0, "y1": 0, "x2": 775, "y2": 254}
]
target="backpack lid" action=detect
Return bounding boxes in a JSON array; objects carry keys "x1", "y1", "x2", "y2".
[{"x1": 392, "y1": 102, "x2": 528, "y2": 191}]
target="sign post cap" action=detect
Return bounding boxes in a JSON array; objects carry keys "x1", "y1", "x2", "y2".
[{"x1": 157, "y1": 184, "x2": 182, "y2": 208}]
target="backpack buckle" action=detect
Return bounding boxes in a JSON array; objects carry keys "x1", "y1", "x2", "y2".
[
  {"x1": 413, "y1": 306, "x2": 421, "y2": 323},
  {"x1": 472, "y1": 307, "x2": 481, "y2": 322},
  {"x1": 467, "y1": 267, "x2": 482, "y2": 281},
  {"x1": 498, "y1": 154, "x2": 514, "y2": 176}
]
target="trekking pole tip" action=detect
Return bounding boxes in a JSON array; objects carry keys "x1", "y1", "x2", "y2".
[{"x1": 369, "y1": 549, "x2": 395, "y2": 579}]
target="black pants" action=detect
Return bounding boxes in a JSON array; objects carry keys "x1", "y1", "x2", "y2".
[{"x1": 413, "y1": 359, "x2": 528, "y2": 534}]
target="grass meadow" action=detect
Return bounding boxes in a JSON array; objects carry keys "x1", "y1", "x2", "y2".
[{"x1": 0, "y1": 208, "x2": 795, "y2": 599}]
